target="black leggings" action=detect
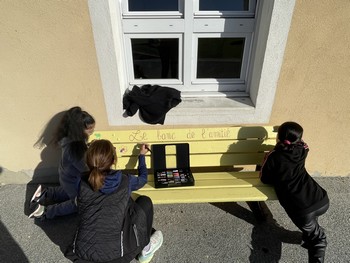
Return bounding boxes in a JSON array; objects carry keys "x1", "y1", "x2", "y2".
[
  {"x1": 290, "y1": 202, "x2": 329, "y2": 263},
  {"x1": 135, "y1": 196, "x2": 154, "y2": 239}
]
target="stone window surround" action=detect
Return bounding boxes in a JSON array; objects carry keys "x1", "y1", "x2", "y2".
[{"x1": 88, "y1": 0, "x2": 296, "y2": 125}]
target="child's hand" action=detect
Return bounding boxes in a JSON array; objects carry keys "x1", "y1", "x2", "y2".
[{"x1": 139, "y1": 143, "x2": 151, "y2": 155}]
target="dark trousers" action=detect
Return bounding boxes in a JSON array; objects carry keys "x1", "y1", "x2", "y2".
[
  {"x1": 44, "y1": 186, "x2": 77, "y2": 219},
  {"x1": 289, "y1": 202, "x2": 329, "y2": 263},
  {"x1": 135, "y1": 196, "x2": 154, "y2": 239}
]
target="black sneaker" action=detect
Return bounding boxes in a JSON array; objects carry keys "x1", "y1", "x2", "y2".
[{"x1": 30, "y1": 185, "x2": 47, "y2": 209}]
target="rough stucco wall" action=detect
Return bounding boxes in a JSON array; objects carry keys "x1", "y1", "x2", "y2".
[
  {"x1": 0, "y1": 1, "x2": 109, "y2": 175},
  {"x1": 270, "y1": 0, "x2": 350, "y2": 176}
]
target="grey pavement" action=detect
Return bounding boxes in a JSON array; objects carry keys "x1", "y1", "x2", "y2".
[{"x1": 0, "y1": 176, "x2": 349, "y2": 263}]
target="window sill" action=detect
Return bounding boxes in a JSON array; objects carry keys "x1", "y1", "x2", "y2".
[
  {"x1": 119, "y1": 96, "x2": 259, "y2": 125},
  {"x1": 166, "y1": 96, "x2": 257, "y2": 125}
]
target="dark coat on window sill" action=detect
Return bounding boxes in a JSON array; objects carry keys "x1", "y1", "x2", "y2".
[{"x1": 123, "y1": 85, "x2": 181, "y2": 125}]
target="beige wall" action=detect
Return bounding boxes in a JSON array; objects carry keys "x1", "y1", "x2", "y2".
[
  {"x1": 0, "y1": 0, "x2": 349, "y2": 178},
  {"x1": 270, "y1": 0, "x2": 350, "y2": 176},
  {"x1": 0, "y1": 1, "x2": 109, "y2": 176}
]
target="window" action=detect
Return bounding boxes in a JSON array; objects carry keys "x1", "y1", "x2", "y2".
[
  {"x1": 88, "y1": 0, "x2": 296, "y2": 125},
  {"x1": 122, "y1": 0, "x2": 256, "y2": 96}
]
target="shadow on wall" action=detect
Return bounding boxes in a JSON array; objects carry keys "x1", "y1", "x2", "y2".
[
  {"x1": 0, "y1": 221, "x2": 29, "y2": 261},
  {"x1": 219, "y1": 126, "x2": 273, "y2": 169},
  {"x1": 23, "y1": 111, "x2": 78, "y2": 257},
  {"x1": 24, "y1": 111, "x2": 66, "y2": 216},
  {"x1": 32, "y1": 111, "x2": 66, "y2": 183}
]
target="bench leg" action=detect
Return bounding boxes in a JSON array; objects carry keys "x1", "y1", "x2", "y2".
[
  {"x1": 247, "y1": 165, "x2": 269, "y2": 221},
  {"x1": 246, "y1": 201, "x2": 268, "y2": 221}
]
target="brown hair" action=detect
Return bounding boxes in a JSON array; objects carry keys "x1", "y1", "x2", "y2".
[{"x1": 86, "y1": 139, "x2": 116, "y2": 191}]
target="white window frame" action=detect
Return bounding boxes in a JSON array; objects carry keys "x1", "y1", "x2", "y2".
[
  {"x1": 192, "y1": 33, "x2": 252, "y2": 92},
  {"x1": 194, "y1": 0, "x2": 257, "y2": 17},
  {"x1": 125, "y1": 34, "x2": 184, "y2": 86},
  {"x1": 122, "y1": 0, "x2": 184, "y2": 17},
  {"x1": 122, "y1": 1, "x2": 255, "y2": 94},
  {"x1": 88, "y1": 0, "x2": 296, "y2": 125}
]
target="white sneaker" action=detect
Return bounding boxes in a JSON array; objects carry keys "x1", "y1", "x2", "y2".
[
  {"x1": 30, "y1": 184, "x2": 48, "y2": 210},
  {"x1": 138, "y1": 230, "x2": 163, "y2": 263},
  {"x1": 28, "y1": 204, "x2": 45, "y2": 219},
  {"x1": 30, "y1": 184, "x2": 43, "y2": 203}
]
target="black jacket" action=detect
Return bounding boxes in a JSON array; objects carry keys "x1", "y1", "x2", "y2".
[
  {"x1": 260, "y1": 143, "x2": 329, "y2": 217},
  {"x1": 123, "y1": 84, "x2": 181, "y2": 124},
  {"x1": 65, "y1": 175, "x2": 149, "y2": 263},
  {"x1": 58, "y1": 138, "x2": 89, "y2": 198}
]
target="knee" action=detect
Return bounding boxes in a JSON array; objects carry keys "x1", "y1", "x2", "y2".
[
  {"x1": 302, "y1": 229, "x2": 327, "y2": 250},
  {"x1": 136, "y1": 195, "x2": 152, "y2": 203},
  {"x1": 136, "y1": 195, "x2": 153, "y2": 207}
]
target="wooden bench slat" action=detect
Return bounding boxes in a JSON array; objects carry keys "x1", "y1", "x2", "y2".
[
  {"x1": 138, "y1": 170, "x2": 262, "y2": 187},
  {"x1": 146, "y1": 171, "x2": 260, "y2": 182},
  {"x1": 92, "y1": 126, "x2": 277, "y2": 143},
  {"x1": 111, "y1": 139, "x2": 275, "y2": 158},
  {"x1": 114, "y1": 152, "x2": 266, "y2": 169},
  {"x1": 132, "y1": 186, "x2": 277, "y2": 204},
  {"x1": 138, "y1": 178, "x2": 265, "y2": 190}
]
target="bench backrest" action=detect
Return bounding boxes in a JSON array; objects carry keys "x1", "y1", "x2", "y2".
[{"x1": 90, "y1": 126, "x2": 277, "y2": 171}]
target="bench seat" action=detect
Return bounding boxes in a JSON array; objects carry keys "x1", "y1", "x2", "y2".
[{"x1": 133, "y1": 172, "x2": 277, "y2": 204}]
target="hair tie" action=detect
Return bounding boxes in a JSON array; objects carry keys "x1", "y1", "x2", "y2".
[{"x1": 283, "y1": 140, "x2": 291, "y2": 145}]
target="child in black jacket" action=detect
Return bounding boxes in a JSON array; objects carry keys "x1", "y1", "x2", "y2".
[
  {"x1": 65, "y1": 139, "x2": 163, "y2": 263},
  {"x1": 30, "y1": 106, "x2": 95, "y2": 220},
  {"x1": 260, "y1": 122, "x2": 329, "y2": 263}
]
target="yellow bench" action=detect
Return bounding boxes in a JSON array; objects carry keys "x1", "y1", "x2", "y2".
[{"x1": 90, "y1": 126, "x2": 277, "y2": 205}]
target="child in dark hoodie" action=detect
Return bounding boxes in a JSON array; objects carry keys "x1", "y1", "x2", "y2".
[
  {"x1": 29, "y1": 106, "x2": 95, "y2": 220},
  {"x1": 260, "y1": 122, "x2": 329, "y2": 263}
]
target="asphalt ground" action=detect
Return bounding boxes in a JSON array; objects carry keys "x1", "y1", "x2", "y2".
[{"x1": 0, "y1": 176, "x2": 349, "y2": 263}]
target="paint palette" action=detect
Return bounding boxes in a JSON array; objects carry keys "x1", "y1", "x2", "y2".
[
  {"x1": 154, "y1": 168, "x2": 194, "y2": 188},
  {"x1": 152, "y1": 143, "x2": 195, "y2": 188}
]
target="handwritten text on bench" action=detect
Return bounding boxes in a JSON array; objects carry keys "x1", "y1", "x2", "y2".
[{"x1": 127, "y1": 128, "x2": 231, "y2": 142}]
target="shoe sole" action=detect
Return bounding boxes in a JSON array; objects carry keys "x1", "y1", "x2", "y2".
[{"x1": 138, "y1": 254, "x2": 154, "y2": 263}]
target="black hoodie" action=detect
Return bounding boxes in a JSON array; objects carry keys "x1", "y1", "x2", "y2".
[{"x1": 260, "y1": 143, "x2": 329, "y2": 217}]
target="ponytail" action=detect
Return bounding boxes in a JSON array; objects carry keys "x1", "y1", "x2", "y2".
[
  {"x1": 86, "y1": 139, "x2": 116, "y2": 192},
  {"x1": 88, "y1": 167, "x2": 105, "y2": 192}
]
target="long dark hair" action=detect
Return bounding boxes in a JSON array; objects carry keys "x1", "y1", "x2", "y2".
[
  {"x1": 51, "y1": 106, "x2": 95, "y2": 145},
  {"x1": 86, "y1": 140, "x2": 116, "y2": 192},
  {"x1": 276, "y1": 121, "x2": 304, "y2": 150}
]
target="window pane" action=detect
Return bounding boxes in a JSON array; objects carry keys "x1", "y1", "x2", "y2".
[
  {"x1": 131, "y1": 39, "x2": 179, "y2": 79},
  {"x1": 199, "y1": 0, "x2": 249, "y2": 11},
  {"x1": 197, "y1": 38, "x2": 244, "y2": 79},
  {"x1": 128, "y1": 0, "x2": 178, "y2": 11}
]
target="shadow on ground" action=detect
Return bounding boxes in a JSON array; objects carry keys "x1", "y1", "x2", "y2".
[
  {"x1": 212, "y1": 202, "x2": 302, "y2": 263},
  {"x1": 0, "y1": 221, "x2": 29, "y2": 261},
  {"x1": 25, "y1": 184, "x2": 79, "y2": 256}
]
